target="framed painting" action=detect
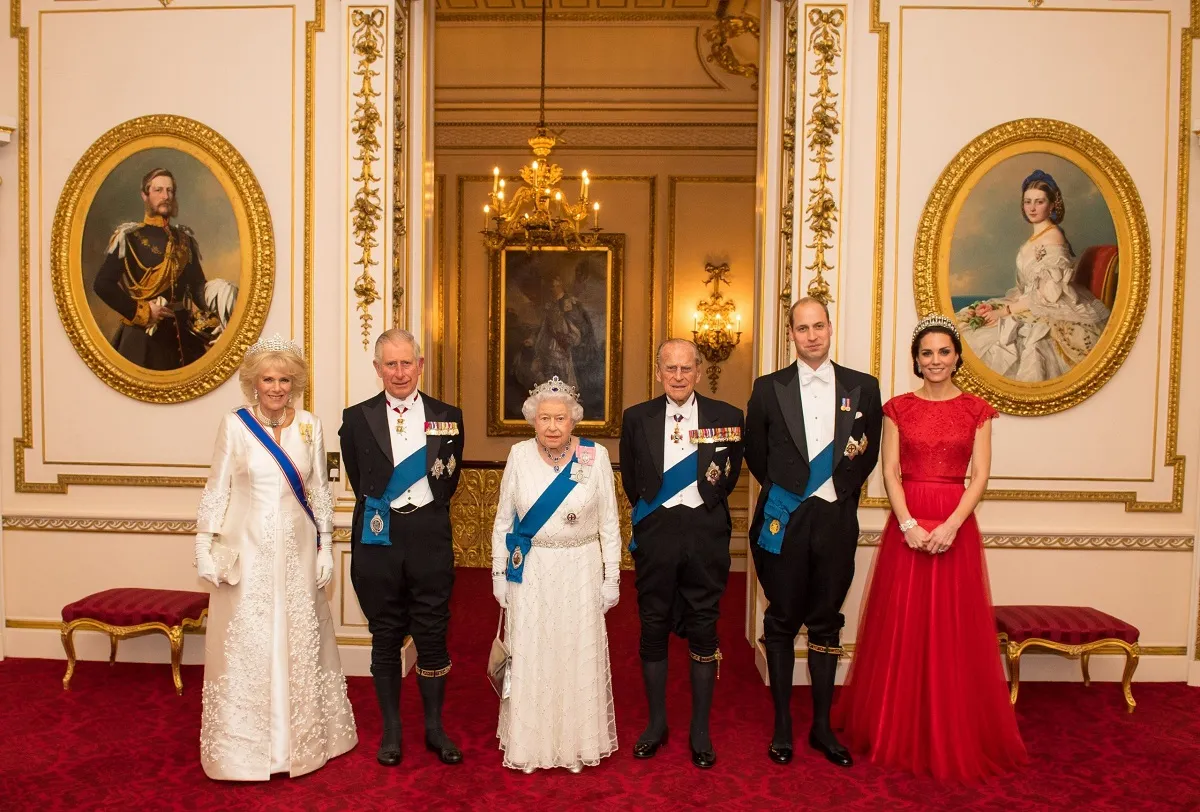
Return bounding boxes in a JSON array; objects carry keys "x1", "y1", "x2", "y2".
[
  {"x1": 52, "y1": 114, "x2": 274, "y2": 403},
  {"x1": 487, "y1": 235, "x2": 625, "y2": 437},
  {"x1": 913, "y1": 118, "x2": 1150, "y2": 415}
]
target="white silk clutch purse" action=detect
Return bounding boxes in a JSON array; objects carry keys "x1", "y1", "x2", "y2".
[{"x1": 209, "y1": 540, "x2": 242, "y2": 586}]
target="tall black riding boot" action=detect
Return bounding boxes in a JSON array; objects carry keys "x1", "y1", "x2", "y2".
[
  {"x1": 765, "y1": 648, "x2": 795, "y2": 764},
  {"x1": 372, "y1": 671, "x2": 403, "y2": 766},
  {"x1": 688, "y1": 654, "x2": 718, "y2": 768},
  {"x1": 807, "y1": 649, "x2": 852, "y2": 767},
  {"x1": 417, "y1": 673, "x2": 463, "y2": 765},
  {"x1": 633, "y1": 659, "x2": 669, "y2": 758}
]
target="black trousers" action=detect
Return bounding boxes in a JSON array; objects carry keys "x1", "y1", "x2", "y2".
[
  {"x1": 632, "y1": 503, "x2": 731, "y2": 661},
  {"x1": 750, "y1": 495, "x2": 858, "y2": 652},
  {"x1": 350, "y1": 502, "x2": 455, "y2": 675}
]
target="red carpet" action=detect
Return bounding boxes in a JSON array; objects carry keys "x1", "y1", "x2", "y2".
[{"x1": 2, "y1": 569, "x2": 1199, "y2": 810}]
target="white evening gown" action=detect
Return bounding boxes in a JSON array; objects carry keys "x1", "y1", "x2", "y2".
[
  {"x1": 196, "y1": 409, "x2": 357, "y2": 780},
  {"x1": 491, "y1": 439, "x2": 621, "y2": 771}
]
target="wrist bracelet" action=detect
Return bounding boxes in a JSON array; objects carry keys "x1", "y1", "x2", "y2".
[
  {"x1": 491, "y1": 569, "x2": 506, "y2": 578},
  {"x1": 898, "y1": 518, "x2": 918, "y2": 533}
]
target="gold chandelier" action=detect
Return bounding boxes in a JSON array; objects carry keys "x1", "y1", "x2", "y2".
[{"x1": 481, "y1": 0, "x2": 601, "y2": 250}]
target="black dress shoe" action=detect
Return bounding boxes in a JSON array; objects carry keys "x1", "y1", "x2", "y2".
[
  {"x1": 690, "y1": 742, "x2": 717, "y2": 769},
  {"x1": 632, "y1": 729, "x2": 668, "y2": 759},
  {"x1": 425, "y1": 734, "x2": 463, "y2": 765},
  {"x1": 808, "y1": 731, "x2": 853, "y2": 767},
  {"x1": 767, "y1": 742, "x2": 793, "y2": 764},
  {"x1": 377, "y1": 733, "x2": 402, "y2": 767}
]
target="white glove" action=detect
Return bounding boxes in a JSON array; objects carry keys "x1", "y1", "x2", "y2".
[
  {"x1": 316, "y1": 533, "x2": 334, "y2": 589},
  {"x1": 600, "y1": 574, "x2": 620, "y2": 614},
  {"x1": 492, "y1": 576, "x2": 508, "y2": 608},
  {"x1": 194, "y1": 533, "x2": 220, "y2": 588}
]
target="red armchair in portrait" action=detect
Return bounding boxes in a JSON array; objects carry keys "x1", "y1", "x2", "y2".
[{"x1": 1073, "y1": 244, "x2": 1119, "y2": 309}]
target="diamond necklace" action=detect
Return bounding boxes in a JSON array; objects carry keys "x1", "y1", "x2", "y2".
[{"x1": 539, "y1": 440, "x2": 572, "y2": 472}]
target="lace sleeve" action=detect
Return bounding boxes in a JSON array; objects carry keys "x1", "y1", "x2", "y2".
[
  {"x1": 305, "y1": 416, "x2": 335, "y2": 533},
  {"x1": 594, "y1": 445, "x2": 622, "y2": 575},
  {"x1": 196, "y1": 414, "x2": 235, "y2": 534},
  {"x1": 491, "y1": 444, "x2": 521, "y2": 574}
]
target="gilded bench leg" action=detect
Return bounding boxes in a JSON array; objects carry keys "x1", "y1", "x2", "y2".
[
  {"x1": 109, "y1": 635, "x2": 119, "y2": 665},
  {"x1": 1080, "y1": 652, "x2": 1091, "y2": 687},
  {"x1": 1121, "y1": 643, "x2": 1139, "y2": 713},
  {"x1": 168, "y1": 625, "x2": 185, "y2": 695},
  {"x1": 1007, "y1": 641, "x2": 1022, "y2": 705},
  {"x1": 61, "y1": 622, "x2": 78, "y2": 691}
]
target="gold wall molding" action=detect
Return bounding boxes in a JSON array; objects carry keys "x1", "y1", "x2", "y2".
[
  {"x1": 855, "y1": 531, "x2": 1192, "y2": 552},
  {"x1": 868, "y1": 0, "x2": 887, "y2": 379},
  {"x1": 801, "y1": 7, "x2": 843, "y2": 306},
  {"x1": 775, "y1": 0, "x2": 799, "y2": 366},
  {"x1": 392, "y1": 0, "x2": 409, "y2": 329},
  {"x1": 350, "y1": 8, "x2": 386, "y2": 349},
  {"x1": 12, "y1": 0, "x2": 325, "y2": 490},
  {"x1": 435, "y1": 123, "x2": 756, "y2": 152},
  {"x1": 2, "y1": 516, "x2": 195, "y2": 534},
  {"x1": 703, "y1": 5, "x2": 760, "y2": 89}
]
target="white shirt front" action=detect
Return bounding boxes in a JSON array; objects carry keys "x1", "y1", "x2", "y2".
[
  {"x1": 386, "y1": 391, "x2": 434, "y2": 509},
  {"x1": 797, "y1": 359, "x2": 837, "y2": 503},
  {"x1": 661, "y1": 393, "x2": 704, "y2": 509}
]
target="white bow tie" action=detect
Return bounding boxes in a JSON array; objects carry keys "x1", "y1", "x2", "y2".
[{"x1": 799, "y1": 365, "x2": 833, "y2": 386}]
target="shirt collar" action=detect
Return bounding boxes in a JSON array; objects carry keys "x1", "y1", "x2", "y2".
[
  {"x1": 797, "y1": 358, "x2": 834, "y2": 380},
  {"x1": 386, "y1": 391, "x2": 420, "y2": 412},
  {"x1": 665, "y1": 392, "x2": 696, "y2": 418}
]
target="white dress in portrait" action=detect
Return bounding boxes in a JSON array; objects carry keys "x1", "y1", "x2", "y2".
[
  {"x1": 490, "y1": 438, "x2": 621, "y2": 771},
  {"x1": 959, "y1": 240, "x2": 1110, "y2": 382},
  {"x1": 196, "y1": 408, "x2": 357, "y2": 781}
]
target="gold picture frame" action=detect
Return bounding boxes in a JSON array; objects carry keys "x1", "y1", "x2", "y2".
[
  {"x1": 914, "y1": 118, "x2": 1150, "y2": 415},
  {"x1": 51, "y1": 114, "x2": 274, "y2": 403},
  {"x1": 487, "y1": 235, "x2": 625, "y2": 437}
]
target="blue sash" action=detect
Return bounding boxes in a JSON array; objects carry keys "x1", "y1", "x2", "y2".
[
  {"x1": 506, "y1": 439, "x2": 595, "y2": 583},
  {"x1": 234, "y1": 408, "x2": 317, "y2": 532},
  {"x1": 360, "y1": 446, "x2": 427, "y2": 546},
  {"x1": 756, "y1": 441, "x2": 834, "y2": 554},
  {"x1": 628, "y1": 451, "x2": 698, "y2": 552}
]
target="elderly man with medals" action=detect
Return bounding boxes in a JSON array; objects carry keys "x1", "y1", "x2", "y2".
[
  {"x1": 618, "y1": 338, "x2": 744, "y2": 769},
  {"x1": 746, "y1": 297, "x2": 882, "y2": 768},
  {"x1": 490, "y1": 376, "x2": 622, "y2": 773},
  {"x1": 339, "y1": 329, "x2": 464, "y2": 767}
]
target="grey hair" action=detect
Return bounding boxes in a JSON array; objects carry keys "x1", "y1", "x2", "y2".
[
  {"x1": 239, "y1": 348, "x2": 308, "y2": 405},
  {"x1": 521, "y1": 390, "x2": 585, "y2": 426},
  {"x1": 655, "y1": 337, "x2": 703, "y2": 368},
  {"x1": 374, "y1": 328, "x2": 423, "y2": 363}
]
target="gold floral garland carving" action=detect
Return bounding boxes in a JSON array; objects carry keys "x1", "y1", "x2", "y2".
[
  {"x1": 703, "y1": 4, "x2": 760, "y2": 89},
  {"x1": 802, "y1": 7, "x2": 843, "y2": 306},
  {"x1": 50, "y1": 114, "x2": 274, "y2": 404},
  {"x1": 914, "y1": 118, "x2": 1150, "y2": 417},
  {"x1": 350, "y1": 8, "x2": 386, "y2": 349},
  {"x1": 392, "y1": 0, "x2": 409, "y2": 328},
  {"x1": 777, "y1": 0, "x2": 800, "y2": 360}
]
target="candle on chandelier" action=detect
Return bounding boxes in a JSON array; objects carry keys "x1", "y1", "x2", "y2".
[
  {"x1": 582, "y1": 170, "x2": 590, "y2": 201},
  {"x1": 483, "y1": 205, "x2": 490, "y2": 231},
  {"x1": 531, "y1": 161, "x2": 538, "y2": 172},
  {"x1": 736, "y1": 314, "x2": 742, "y2": 332},
  {"x1": 693, "y1": 312, "x2": 699, "y2": 331},
  {"x1": 592, "y1": 202, "x2": 600, "y2": 229},
  {"x1": 493, "y1": 167, "x2": 499, "y2": 193}
]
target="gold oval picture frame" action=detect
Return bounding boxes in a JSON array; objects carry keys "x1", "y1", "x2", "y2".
[
  {"x1": 52, "y1": 114, "x2": 274, "y2": 403},
  {"x1": 913, "y1": 118, "x2": 1149, "y2": 415}
]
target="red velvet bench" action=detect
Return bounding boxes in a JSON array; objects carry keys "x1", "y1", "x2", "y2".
[
  {"x1": 60, "y1": 588, "x2": 209, "y2": 695},
  {"x1": 994, "y1": 605, "x2": 1140, "y2": 713}
]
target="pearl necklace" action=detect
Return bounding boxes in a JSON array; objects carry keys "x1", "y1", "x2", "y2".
[{"x1": 255, "y1": 405, "x2": 285, "y2": 429}]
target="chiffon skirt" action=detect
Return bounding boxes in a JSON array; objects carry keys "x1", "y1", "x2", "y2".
[{"x1": 833, "y1": 479, "x2": 1028, "y2": 781}]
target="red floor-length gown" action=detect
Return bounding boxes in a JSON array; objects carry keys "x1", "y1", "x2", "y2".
[{"x1": 834, "y1": 391, "x2": 1027, "y2": 781}]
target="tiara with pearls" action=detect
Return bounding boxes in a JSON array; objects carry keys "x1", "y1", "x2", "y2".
[
  {"x1": 246, "y1": 332, "x2": 304, "y2": 358},
  {"x1": 528, "y1": 375, "x2": 580, "y2": 402},
  {"x1": 912, "y1": 313, "x2": 960, "y2": 341}
]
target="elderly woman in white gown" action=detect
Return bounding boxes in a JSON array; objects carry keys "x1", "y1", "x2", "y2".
[
  {"x1": 957, "y1": 169, "x2": 1110, "y2": 382},
  {"x1": 490, "y1": 376, "x2": 622, "y2": 773},
  {"x1": 194, "y1": 334, "x2": 357, "y2": 780}
]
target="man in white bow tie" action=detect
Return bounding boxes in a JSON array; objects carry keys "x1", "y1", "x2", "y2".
[{"x1": 745, "y1": 297, "x2": 882, "y2": 768}]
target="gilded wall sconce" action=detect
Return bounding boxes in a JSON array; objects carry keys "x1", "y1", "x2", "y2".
[{"x1": 691, "y1": 262, "x2": 742, "y2": 393}]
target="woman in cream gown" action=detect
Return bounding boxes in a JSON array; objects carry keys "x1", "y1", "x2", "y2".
[
  {"x1": 490, "y1": 377, "x2": 622, "y2": 772},
  {"x1": 194, "y1": 335, "x2": 357, "y2": 780},
  {"x1": 958, "y1": 169, "x2": 1110, "y2": 382}
]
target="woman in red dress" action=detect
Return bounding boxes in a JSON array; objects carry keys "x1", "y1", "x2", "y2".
[{"x1": 833, "y1": 315, "x2": 1027, "y2": 781}]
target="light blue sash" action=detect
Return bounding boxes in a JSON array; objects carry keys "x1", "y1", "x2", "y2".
[
  {"x1": 756, "y1": 441, "x2": 834, "y2": 554},
  {"x1": 361, "y1": 446, "x2": 427, "y2": 546},
  {"x1": 506, "y1": 439, "x2": 595, "y2": 583},
  {"x1": 235, "y1": 408, "x2": 317, "y2": 532},
  {"x1": 628, "y1": 450, "x2": 698, "y2": 552}
]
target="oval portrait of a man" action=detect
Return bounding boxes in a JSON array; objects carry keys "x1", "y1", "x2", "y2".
[{"x1": 53, "y1": 115, "x2": 273, "y2": 403}]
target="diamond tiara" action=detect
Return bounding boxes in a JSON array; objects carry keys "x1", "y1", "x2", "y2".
[
  {"x1": 246, "y1": 332, "x2": 304, "y2": 358},
  {"x1": 912, "y1": 313, "x2": 959, "y2": 341},
  {"x1": 528, "y1": 375, "x2": 580, "y2": 402}
]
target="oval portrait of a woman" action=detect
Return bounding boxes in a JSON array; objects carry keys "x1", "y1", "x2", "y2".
[{"x1": 914, "y1": 119, "x2": 1150, "y2": 415}]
